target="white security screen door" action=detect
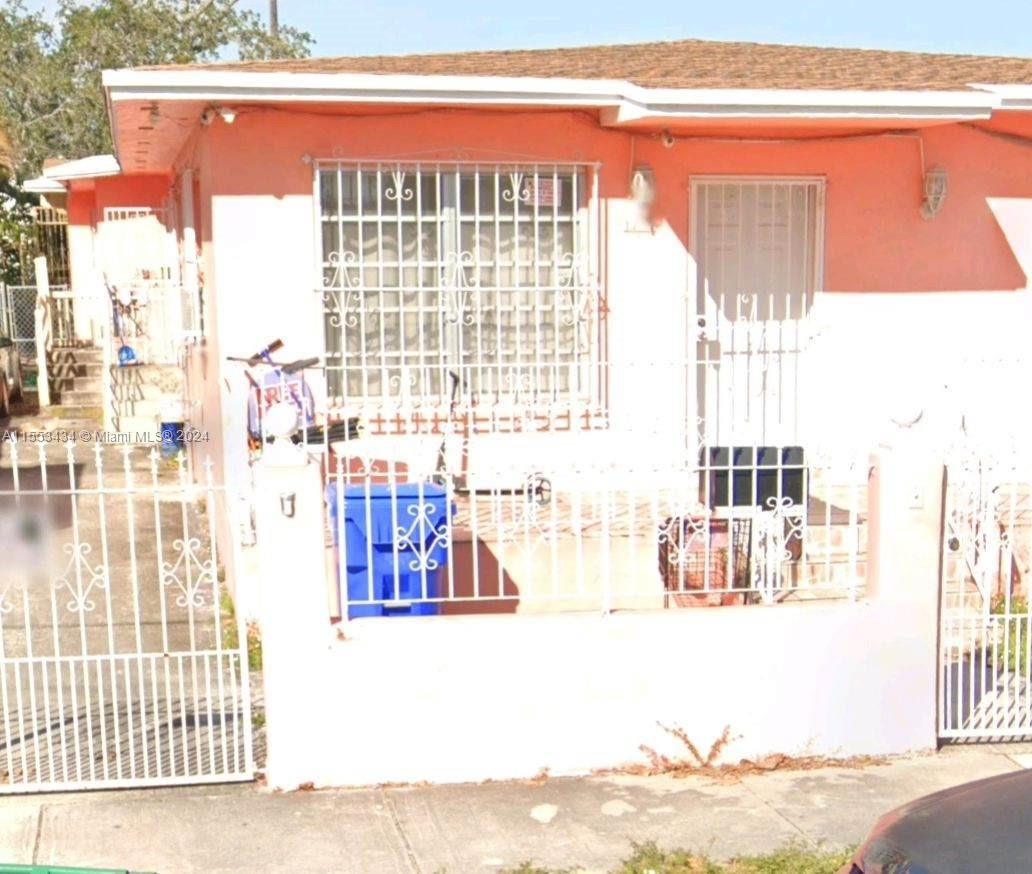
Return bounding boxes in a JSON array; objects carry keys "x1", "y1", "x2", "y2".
[{"x1": 692, "y1": 178, "x2": 824, "y2": 448}]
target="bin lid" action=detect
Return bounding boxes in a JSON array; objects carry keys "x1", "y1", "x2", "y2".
[{"x1": 328, "y1": 482, "x2": 447, "y2": 501}]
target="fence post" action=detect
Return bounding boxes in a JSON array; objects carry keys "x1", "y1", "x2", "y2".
[
  {"x1": 33, "y1": 256, "x2": 51, "y2": 408},
  {"x1": 865, "y1": 434, "x2": 946, "y2": 749},
  {"x1": 253, "y1": 444, "x2": 334, "y2": 789}
]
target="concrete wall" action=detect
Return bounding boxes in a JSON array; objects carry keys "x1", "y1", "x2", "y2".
[{"x1": 254, "y1": 442, "x2": 942, "y2": 789}]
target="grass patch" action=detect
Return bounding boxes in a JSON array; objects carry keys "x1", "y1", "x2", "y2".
[
  {"x1": 990, "y1": 594, "x2": 1030, "y2": 674},
  {"x1": 220, "y1": 589, "x2": 262, "y2": 672},
  {"x1": 500, "y1": 842, "x2": 854, "y2": 874}
]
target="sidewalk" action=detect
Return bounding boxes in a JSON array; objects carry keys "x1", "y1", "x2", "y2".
[{"x1": 1, "y1": 745, "x2": 1029, "y2": 873}]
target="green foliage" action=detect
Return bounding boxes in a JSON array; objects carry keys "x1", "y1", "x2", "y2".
[
  {"x1": 990, "y1": 594, "x2": 1030, "y2": 674},
  {"x1": 0, "y1": 169, "x2": 34, "y2": 283},
  {"x1": 499, "y1": 842, "x2": 855, "y2": 874},
  {"x1": 0, "y1": 0, "x2": 311, "y2": 175},
  {"x1": 220, "y1": 589, "x2": 262, "y2": 672},
  {"x1": 0, "y1": 0, "x2": 312, "y2": 279}
]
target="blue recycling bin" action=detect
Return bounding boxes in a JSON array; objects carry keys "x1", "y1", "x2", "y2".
[{"x1": 326, "y1": 482, "x2": 452, "y2": 618}]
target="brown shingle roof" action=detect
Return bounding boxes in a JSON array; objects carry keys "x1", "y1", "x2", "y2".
[{"x1": 143, "y1": 38, "x2": 1032, "y2": 91}]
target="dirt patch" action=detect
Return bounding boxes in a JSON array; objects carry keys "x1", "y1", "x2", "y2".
[{"x1": 595, "y1": 723, "x2": 888, "y2": 782}]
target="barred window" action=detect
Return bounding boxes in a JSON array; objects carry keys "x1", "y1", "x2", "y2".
[{"x1": 316, "y1": 162, "x2": 600, "y2": 406}]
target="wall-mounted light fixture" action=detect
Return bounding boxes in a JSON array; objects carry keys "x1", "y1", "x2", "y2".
[
  {"x1": 630, "y1": 166, "x2": 656, "y2": 224},
  {"x1": 921, "y1": 166, "x2": 948, "y2": 220},
  {"x1": 200, "y1": 105, "x2": 237, "y2": 126}
]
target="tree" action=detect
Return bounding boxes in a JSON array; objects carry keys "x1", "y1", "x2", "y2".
[
  {"x1": 1, "y1": 0, "x2": 312, "y2": 176},
  {"x1": 0, "y1": 0, "x2": 312, "y2": 282}
]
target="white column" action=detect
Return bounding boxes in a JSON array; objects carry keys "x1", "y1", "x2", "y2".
[
  {"x1": 253, "y1": 446, "x2": 334, "y2": 789},
  {"x1": 33, "y1": 256, "x2": 51, "y2": 408},
  {"x1": 179, "y1": 169, "x2": 201, "y2": 337},
  {"x1": 865, "y1": 430, "x2": 945, "y2": 751}
]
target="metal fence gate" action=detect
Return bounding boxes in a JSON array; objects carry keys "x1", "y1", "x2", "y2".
[
  {"x1": 940, "y1": 449, "x2": 1032, "y2": 740},
  {"x1": 0, "y1": 284, "x2": 45, "y2": 363},
  {"x1": 0, "y1": 441, "x2": 254, "y2": 792}
]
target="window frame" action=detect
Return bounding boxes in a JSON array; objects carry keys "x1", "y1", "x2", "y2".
[{"x1": 311, "y1": 159, "x2": 605, "y2": 412}]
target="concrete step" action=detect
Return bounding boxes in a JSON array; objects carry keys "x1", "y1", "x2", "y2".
[
  {"x1": 112, "y1": 414, "x2": 160, "y2": 439},
  {"x1": 55, "y1": 389, "x2": 103, "y2": 406},
  {"x1": 112, "y1": 398, "x2": 165, "y2": 418},
  {"x1": 50, "y1": 347, "x2": 103, "y2": 366},
  {"x1": 48, "y1": 361, "x2": 105, "y2": 380},
  {"x1": 41, "y1": 404, "x2": 104, "y2": 423},
  {"x1": 110, "y1": 382, "x2": 172, "y2": 403},
  {"x1": 51, "y1": 375, "x2": 103, "y2": 393}
]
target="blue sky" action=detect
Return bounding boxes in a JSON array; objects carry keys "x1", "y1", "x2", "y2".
[
  {"x1": 244, "y1": 0, "x2": 1031, "y2": 57},
  {"x1": 27, "y1": 0, "x2": 1032, "y2": 58}
]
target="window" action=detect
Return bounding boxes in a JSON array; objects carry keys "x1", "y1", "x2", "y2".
[
  {"x1": 692, "y1": 177, "x2": 824, "y2": 446},
  {"x1": 316, "y1": 162, "x2": 600, "y2": 406}
]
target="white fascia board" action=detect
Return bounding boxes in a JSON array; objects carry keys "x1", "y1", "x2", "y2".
[
  {"x1": 102, "y1": 68, "x2": 1002, "y2": 121},
  {"x1": 103, "y1": 69, "x2": 627, "y2": 108},
  {"x1": 613, "y1": 88, "x2": 998, "y2": 121},
  {"x1": 969, "y1": 84, "x2": 1032, "y2": 110},
  {"x1": 22, "y1": 176, "x2": 66, "y2": 194},
  {"x1": 43, "y1": 154, "x2": 122, "y2": 180}
]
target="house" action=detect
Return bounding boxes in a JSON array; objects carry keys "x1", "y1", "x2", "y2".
[
  {"x1": 18, "y1": 37, "x2": 1032, "y2": 788},
  {"x1": 30, "y1": 37, "x2": 1030, "y2": 613}
]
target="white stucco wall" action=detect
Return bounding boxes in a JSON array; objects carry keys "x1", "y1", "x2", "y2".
[{"x1": 254, "y1": 444, "x2": 942, "y2": 789}]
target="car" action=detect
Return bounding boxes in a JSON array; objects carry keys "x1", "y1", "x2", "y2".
[
  {"x1": 842, "y1": 768, "x2": 1032, "y2": 873},
  {"x1": 0, "y1": 335, "x2": 23, "y2": 417}
]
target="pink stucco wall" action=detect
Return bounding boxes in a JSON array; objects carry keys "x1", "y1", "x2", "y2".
[
  {"x1": 198, "y1": 108, "x2": 1031, "y2": 293},
  {"x1": 65, "y1": 109, "x2": 1031, "y2": 297}
]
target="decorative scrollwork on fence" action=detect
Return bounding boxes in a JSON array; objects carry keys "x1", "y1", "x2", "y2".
[
  {"x1": 161, "y1": 537, "x2": 216, "y2": 609},
  {"x1": 395, "y1": 502, "x2": 451, "y2": 573},
  {"x1": 751, "y1": 496, "x2": 804, "y2": 603},
  {"x1": 657, "y1": 514, "x2": 710, "y2": 568},
  {"x1": 323, "y1": 251, "x2": 362, "y2": 329},
  {"x1": 54, "y1": 542, "x2": 107, "y2": 616}
]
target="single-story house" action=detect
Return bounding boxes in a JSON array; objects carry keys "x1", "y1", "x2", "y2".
[
  {"x1": 19, "y1": 36, "x2": 1032, "y2": 787},
  {"x1": 31, "y1": 37, "x2": 1032, "y2": 618}
]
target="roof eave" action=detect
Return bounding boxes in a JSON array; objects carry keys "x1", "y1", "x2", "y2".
[
  {"x1": 102, "y1": 68, "x2": 1002, "y2": 121},
  {"x1": 22, "y1": 176, "x2": 67, "y2": 194},
  {"x1": 969, "y1": 84, "x2": 1032, "y2": 110},
  {"x1": 42, "y1": 154, "x2": 122, "y2": 181}
]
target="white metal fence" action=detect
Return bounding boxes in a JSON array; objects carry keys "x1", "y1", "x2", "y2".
[
  {"x1": 2, "y1": 282, "x2": 200, "y2": 367},
  {"x1": 317, "y1": 442, "x2": 867, "y2": 617},
  {"x1": 232, "y1": 353, "x2": 869, "y2": 616},
  {"x1": 0, "y1": 440, "x2": 254, "y2": 792},
  {"x1": 940, "y1": 446, "x2": 1032, "y2": 740}
]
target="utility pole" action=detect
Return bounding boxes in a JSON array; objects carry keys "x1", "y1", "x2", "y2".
[{"x1": 269, "y1": 0, "x2": 279, "y2": 36}]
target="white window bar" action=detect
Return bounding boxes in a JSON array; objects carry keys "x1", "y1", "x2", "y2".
[{"x1": 315, "y1": 161, "x2": 602, "y2": 410}]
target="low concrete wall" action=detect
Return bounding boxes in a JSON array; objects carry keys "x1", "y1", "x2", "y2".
[
  {"x1": 255, "y1": 443, "x2": 943, "y2": 789},
  {"x1": 316, "y1": 598, "x2": 934, "y2": 786}
]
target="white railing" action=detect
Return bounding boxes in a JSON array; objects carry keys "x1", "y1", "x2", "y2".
[
  {"x1": 105, "y1": 280, "x2": 200, "y2": 365},
  {"x1": 231, "y1": 351, "x2": 870, "y2": 617},
  {"x1": 940, "y1": 445, "x2": 1032, "y2": 739},
  {"x1": 318, "y1": 447, "x2": 867, "y2": 618},
  {"x1": 0, "y1": 441, "x2": 253, "y2": 791}
]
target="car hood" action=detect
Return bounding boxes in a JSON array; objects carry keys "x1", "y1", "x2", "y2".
[{"x1": 868, "y1": 768, "x2": 1032, "y2": 873}]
